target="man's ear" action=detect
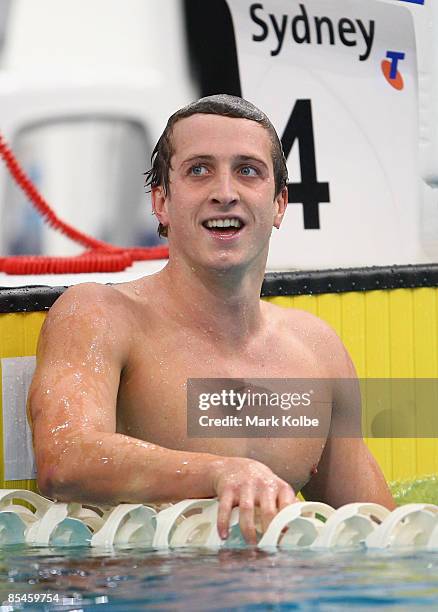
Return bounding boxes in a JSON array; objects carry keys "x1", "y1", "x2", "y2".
[
  {"x1": 152, "y1": 186, "x2": 169, "y2": 230},
  {"x1": 273, "y1": 186, "x2": 288, "y2": 229}
]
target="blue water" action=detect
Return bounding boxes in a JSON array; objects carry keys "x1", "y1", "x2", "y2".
[{"x1": 1, "y1": 547, "x2": 438, "y2": 611}]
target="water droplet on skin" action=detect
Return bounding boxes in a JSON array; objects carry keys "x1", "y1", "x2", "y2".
[{"x1": 50, "y1": 421, "x2": 70, "y2": 435}]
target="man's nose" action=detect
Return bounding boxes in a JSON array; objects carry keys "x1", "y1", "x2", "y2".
[{"x1": 209, "y1": 170, "x2": 239, "y2": 206}]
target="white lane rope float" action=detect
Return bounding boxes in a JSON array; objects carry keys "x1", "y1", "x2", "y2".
[{"x1": 0, "y1": 490, "x2": 437, "y2": 550}]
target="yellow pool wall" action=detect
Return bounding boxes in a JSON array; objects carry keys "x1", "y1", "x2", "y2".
[{"x1": 1, "y1": 286, "x2": 437, "y2": 493}]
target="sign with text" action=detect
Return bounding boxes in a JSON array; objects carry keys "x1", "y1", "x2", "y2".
[{"x1": 226, "y1": 0, "x2": 425, "y2": 269}]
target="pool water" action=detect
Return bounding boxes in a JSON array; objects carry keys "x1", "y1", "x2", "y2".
[{"x1": 1, "y1": 546, "x2": 438, "y2": 611}]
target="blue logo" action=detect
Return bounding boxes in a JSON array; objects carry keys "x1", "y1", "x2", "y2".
[
  {"x1": 382, "y1": 51, "x2": 405, "y2": 90},
  {"x1": 386, "y1": 51, "x2": 405, "y2": 79}
]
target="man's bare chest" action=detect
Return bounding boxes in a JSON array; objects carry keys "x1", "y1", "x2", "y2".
[
  {"x1": 115, "y1": 329, "x2": 328, "y2": 490},
  {"x1": 118, "y1": 320, "x2": 324, "y2": 419}
]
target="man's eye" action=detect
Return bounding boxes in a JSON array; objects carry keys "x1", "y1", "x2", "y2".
[
  {"x1": 239, "y1": 166, "x2": 258, "y2": 177},
  {"x1": 190, "y1": 165, "x2": 208, "y2": 176}
]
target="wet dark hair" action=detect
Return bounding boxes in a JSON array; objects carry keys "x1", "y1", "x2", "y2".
[{"x1": 144, "y1": 94, "x2": 288, "y2": 238}]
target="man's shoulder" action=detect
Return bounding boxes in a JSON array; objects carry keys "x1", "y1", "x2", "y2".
[
  {"x1": 263, "y1": 300, "x2": 335, "y2": 336},
  {"x1": 53, "y1": 282, "x2": 128, "y2": 314},
  {"x1": 46, "y1": 282, "x2": 134, "y2": 335},
  {"x1": 263, "y1": 300, "x2": 353, "y2": 375},
  {"x1": 34, "y1": 282, "x2": 135, "y2": 370}
]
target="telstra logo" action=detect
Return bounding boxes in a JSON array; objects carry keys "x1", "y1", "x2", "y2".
[{"x1": 381, "y1": 50, "x2": 405, "y2": 90}]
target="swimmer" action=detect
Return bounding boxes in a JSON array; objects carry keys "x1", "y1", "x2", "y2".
[{"x1": 28, "y1": 95, "x2": 395, "y2": 544}]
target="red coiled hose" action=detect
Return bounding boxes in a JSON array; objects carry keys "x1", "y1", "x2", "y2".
[{"x1": 0, "y1": 133, "x2": 169, "y2": 274}]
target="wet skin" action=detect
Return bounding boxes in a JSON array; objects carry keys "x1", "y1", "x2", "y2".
[{"x1": 28, "y1": 115, "x2": 395, "y2": 543}]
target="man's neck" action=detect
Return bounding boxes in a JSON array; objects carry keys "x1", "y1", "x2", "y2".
[{"x1": 155, "y1": 256, "x2": 267, "y2": 345}]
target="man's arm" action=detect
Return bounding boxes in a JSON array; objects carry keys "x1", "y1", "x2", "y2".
[
  {"x1": 301, "y1": 325, "x2": 396, "y2": 510},
  {"x1": 28, "y1": 283, "x2": 294, "y2": 542}
]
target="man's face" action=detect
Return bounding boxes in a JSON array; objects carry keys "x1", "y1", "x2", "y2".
[{"x1": 153, "y1": 113, "x2": 287, "y2": 271}]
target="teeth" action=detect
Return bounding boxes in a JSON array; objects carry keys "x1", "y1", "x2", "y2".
[{"x1": 206, "y1": 218, "x2": 242, "y2": 228}]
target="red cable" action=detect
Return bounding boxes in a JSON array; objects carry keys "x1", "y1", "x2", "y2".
[{"x1": 0, "y1": 133, "x2": 169, "y2": 274}]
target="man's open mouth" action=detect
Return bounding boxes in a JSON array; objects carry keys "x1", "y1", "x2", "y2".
[{"x1": 202, "y1": 218, "x2": 245, "y2": 236}]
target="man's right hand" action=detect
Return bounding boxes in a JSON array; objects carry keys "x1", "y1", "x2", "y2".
[{"x1": 211, "y1": 457, "x2": 296, "y2": 544}]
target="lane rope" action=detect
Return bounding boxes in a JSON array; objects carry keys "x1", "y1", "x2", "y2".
[{"x1": 1, "y1": 490, "x2": 437, "y2": 549}]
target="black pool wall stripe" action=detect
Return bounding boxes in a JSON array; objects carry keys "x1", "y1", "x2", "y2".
[
  {"x1": 261, "y1": 264, "x2": 438, "y2": 297},
  {"x1": 2, "y1": 264, "x2": 438, "y2": 313}
]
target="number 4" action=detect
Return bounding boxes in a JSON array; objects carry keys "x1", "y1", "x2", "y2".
[{"x1": 281, "y1": 100, "x2": 330, "y2": 229}]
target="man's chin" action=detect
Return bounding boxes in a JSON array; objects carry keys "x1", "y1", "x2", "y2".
[{"x1": 202, "y1": 253, "x2": 252, "y2": 275}]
